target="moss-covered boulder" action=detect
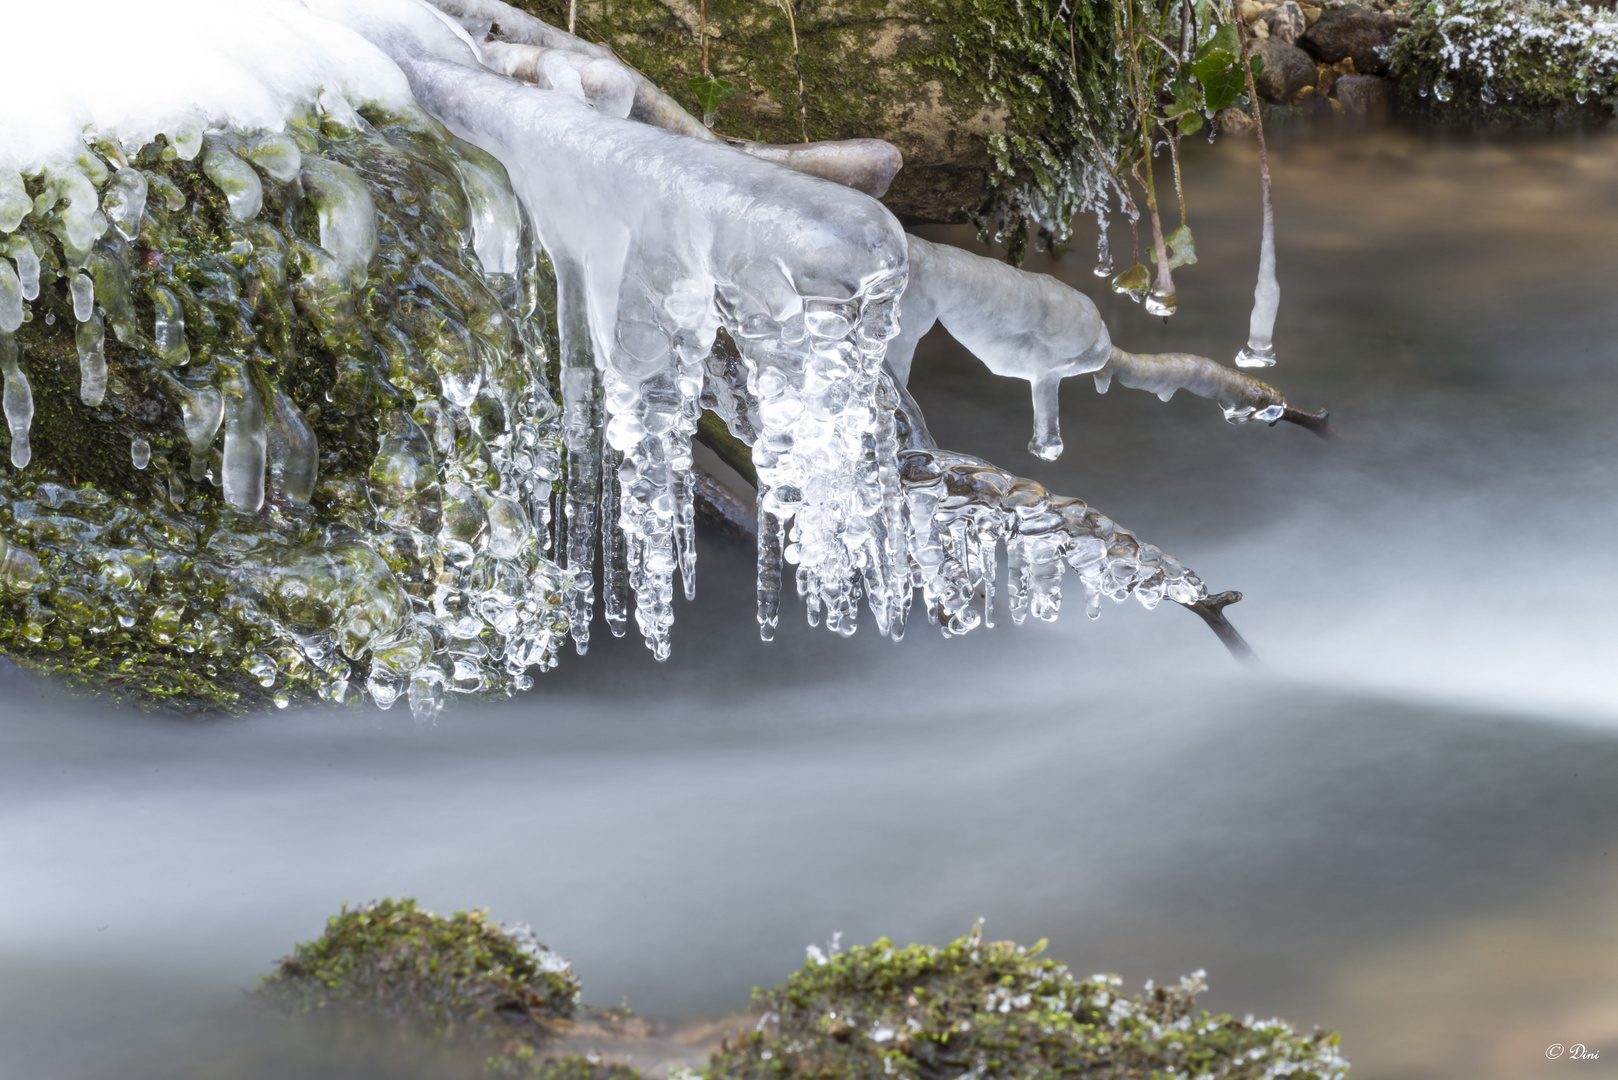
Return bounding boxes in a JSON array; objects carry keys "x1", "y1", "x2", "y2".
[
  {"x1": 508, "y1": 0, "x2": 1127, "y2": 229},
  {"x1": 706, "y1": 923, "x2": 1348, "y2": 1080},
  {"x1": 258, "y1": 898, "x2": 582, "y2": 1039}
]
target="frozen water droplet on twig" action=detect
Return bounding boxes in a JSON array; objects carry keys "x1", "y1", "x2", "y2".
[
  {"x1": 71, "y1": 273, "x2": 94, "y2": 322},
  {"x1": 130, "y1": 437, "x2": 150, "y2": 470}
]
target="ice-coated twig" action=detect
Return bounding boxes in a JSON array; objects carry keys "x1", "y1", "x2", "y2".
[
  {"x1": 477, "y1": 36, "x2": 903, "y2": 197},
  {"x1": 889, "y1": 236, "x2": 1330, "y2": 461},
  {"x1": 732, "y1": 140, "x2": 902, "y2": 199},
  {"x1": 1235, "y1": 8, "x2": 1279, "y2": 368},
  {"x1": 426, "y1": 0, "x2": 720, "y2": 140},
  {"x1": 1098, "y1": 347, "x2": 1332, "y2": 436}
]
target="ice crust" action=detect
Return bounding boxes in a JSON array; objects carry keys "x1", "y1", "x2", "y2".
[
  {"x1": 0, "y1": 0, "x2": 414, "y2": 173},
  {"x1": 0, "y1": 0, "x2": 1264, "y2": 715}
]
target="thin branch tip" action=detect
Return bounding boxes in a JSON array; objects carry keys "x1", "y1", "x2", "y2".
[{"x1": 1181, "y1": 590, "x2": 1259, "y2": 663}]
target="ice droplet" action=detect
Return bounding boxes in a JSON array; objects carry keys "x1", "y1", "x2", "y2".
[
  {"x1": 203, "y1": 141, "x2": 263, "y2": 221},
  {"x1": 3, "y1": 236, "x2": 39, "y2": 301},
  {"x1": 130, "y1": 437, "x2": 151, "y2": 470},
  {"x1": 219, "y1": 361, "x2": 267, "y2": 511},
  {"x1": 75, "y1": 312, "x2": 107, "y2": 406},
  {"x1": 246, "y1": 134, "x2": 303, "y2": 183},
  {"x1": 71, "y1": 273, "x2": 94, "y2": 322},
  {"x1": 181, "y1": 385, "x2": 224, "y2": 482},
  {"x1": 300, "y1": 157, "x2": 378, "y2": 288},
  {"x1": 103, "y1": 167, "x2": 148, "y2": 241},
  {"x1": 1435, "y1": 80, "x2": 1453, "y2": 102},
  {"x1": 0, "y1": 333, "x2": 32, "y2": 468},
  {"x1": 151, "y1": 286, "x2": 189, "y2": 364},
  {"x1": 0, "y1": 171, "x2": 30, "y2": 233},
  {"x1": 0, "y1": 259, "x2": 21, "y2": 333}
]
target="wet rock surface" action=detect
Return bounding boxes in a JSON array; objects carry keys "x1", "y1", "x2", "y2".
[
  {"x1": 1254, "y1": 38, "x2": 1318, "y2": 103},
  {"x1": 1302, "y1": 3, "x2": 1400, "y2": 75},
  {"x1": 1335, "y1": 73, "x2": 1394, "y2": 120}
]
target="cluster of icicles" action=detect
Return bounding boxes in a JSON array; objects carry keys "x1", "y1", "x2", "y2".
[{"x1": 0, "y1": 0, "x2": 1318, "y2": 717}]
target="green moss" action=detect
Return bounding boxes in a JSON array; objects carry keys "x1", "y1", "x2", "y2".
[
  {"x1": 1391, "y1": 0, "x2": 1618, "y2": 128},
  {"x1": 701, "y1": 923, "x2": 1347, "y2": 1080},
  {"x1": 488, "y1": 1050, "x2": 642, "y2": 1079},
  {"x1": 258, "y1": 898, "x2": 582, "y2": 1040},
  {"x1": 0, "y1": 109, "x2": 566, "y2": 714},
  {"x1": 509, "y1": 0, "x2": 1126, "y2": 231}
]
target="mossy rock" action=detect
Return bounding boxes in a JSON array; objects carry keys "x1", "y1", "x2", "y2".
[
  {"x1": 257, "y1": 898, "x2": 582, "y2": 1040},
  {"x1": 508, "y1": 0, "x2": 1127, "y2": 229},
  {"x1": 0, "y1": 108, "x2": 568, "y2": 715},
  {"x1": 704, "y1": 924, "x2": 1348, "y2": 1079}
]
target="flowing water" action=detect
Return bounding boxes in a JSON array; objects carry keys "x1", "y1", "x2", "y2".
[{"x1": 3, "y1": 128, "x2": 1618, "y2": 1080}]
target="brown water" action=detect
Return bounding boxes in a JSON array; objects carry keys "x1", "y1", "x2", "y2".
[{"x1": 3, "y1": 128, "x2": 1618, "y2": 1080}]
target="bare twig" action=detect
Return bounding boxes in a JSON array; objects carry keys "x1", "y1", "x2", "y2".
[{"x1": 1181, "y1": 591, "x2": 1257, "y2": 662}]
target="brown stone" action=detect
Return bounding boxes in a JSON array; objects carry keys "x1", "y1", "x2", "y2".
[
  {"x1": 1334, "y1": 74, "x2": 1393, "y2": 121},
  {"x1": 1217, "y1": 107, "x2": 1257, "y2": 135},
  {"x1": 1252, "y1": 38, "x2": 1317, "y2": 103},
  {"x1": 1263, "y1": 1, "x2": 1307, "y2": 44},
  {"x1": 1300, "y1": 4, "x2": 1398, "y2": 75}
]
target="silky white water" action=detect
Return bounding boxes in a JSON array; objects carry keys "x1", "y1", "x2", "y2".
[{"x1": 2, "y1": 130, "x2": 1618, "y2": 1080}]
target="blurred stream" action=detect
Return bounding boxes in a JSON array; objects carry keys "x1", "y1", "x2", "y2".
[{"x1": 3, "y1": 127, "x2": 1618, "y2": 1080}]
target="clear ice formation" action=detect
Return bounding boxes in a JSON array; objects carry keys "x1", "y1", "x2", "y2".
[
  {"x1": 0, "y1": 0, "x2": 1311, "y2": 717},
  {"x1": 1237, "y1": 177, "x2": 1280, "y2": 368}
]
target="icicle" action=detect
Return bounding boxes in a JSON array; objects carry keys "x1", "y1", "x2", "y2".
[
  {"x1": 0, "y1": 334, "x2": 32, "y2": 468},
  {"x1": 454, "y1": 149, "x2": 522, "y2": 276},
  {"x1": 300, "y1": 157, "x2": 378, "y2": 288},
  {"x1": 151, "y1": 286, "x2": 189, "y2": 364},
  {"x1": 219, "y1": 360, "x2": 267, "y2": 512},
  {"x1": 130, "y1": 437, "x2": 151, "y2": 470},
  {"x1": 555, "y1": 257, "x2": 601, "y2": 655},
  {"x1": 600, "y1": 445, "x2": 629, "y2": 638},
  {"x1": 0, "y1": 171, "x2": 29, "y2": 233},
  {"x1": 757, "y1": 507, "x2": 783, "y2": 641},
  {"x1": 180, "y1": 384, "x2": 224, "y2": 481},
  {"x1": 1236, "y1": 21, "x2": 1279, "y2": 369},
  {"x1": 70, "y1": 273, "x2": 94, "y2": 322},
  {"x1": 0, "y1": 259, "x2": 20, "y2": 333},
  {"x1": 3, "y1": 236, "x2": 39, "y2": 301},
  {"x1": 75, "y1": 312, "x2": 107, "y2": 406},
  {"x1": 888, "y1": 237, "x2": 1112, "y2": 462},
  {"x1": 46, "y1": 164, "x2": 104, "y2": 262},
  {"x1": 265, "y1": 384, "x2": 318, "y2": 505},
  {"x1": 103, "y1": 167, "x2": 148, "y2": 241},
  {"x1": 1092, "y1": 211, "x2": 1114, "y2": 277},
  {"x1": 203, "y1": 141, "x2": 263, "y2": 221},
  {"x1": 674, "y1": 466, "x2": 696, "y2": 603}
]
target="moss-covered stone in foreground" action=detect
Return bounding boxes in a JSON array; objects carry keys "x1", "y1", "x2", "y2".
[
  {"x1": 259, "y1": 903, "x2": 1348, "y2": 1079},
  {"x1": 258, "y1": 898, "x2": 582, "y2": 1040},
  {"x1": 704, "y1": 923, "x2": 1348, "y2": 1080}
]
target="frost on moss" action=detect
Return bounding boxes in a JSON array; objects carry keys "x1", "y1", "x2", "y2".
[
  {"x1": 257, "y1": 898, "x2": 582, "y2": 1039},
  {"x1": 1392, "y1": 0, "x2": 1618, "y2": 124},
  {"x1": 701, "y1": 923, "x2": 1348, "y2": 1080}
]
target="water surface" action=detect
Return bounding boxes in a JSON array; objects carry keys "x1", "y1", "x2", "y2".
[{"x1": 3, "y1": 128, "x2": 1618, "y2": 1080}]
